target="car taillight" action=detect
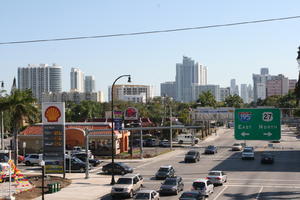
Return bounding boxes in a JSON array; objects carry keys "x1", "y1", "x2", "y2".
[
  {"x1": 206, "y1": 177, "x2": 211, "y2": 179},
  {"x1": 216, "y1": 177, "x2": 221, "y2": 180}
]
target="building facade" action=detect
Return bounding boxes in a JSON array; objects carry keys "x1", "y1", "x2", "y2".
[
  {"x1": 18, "y1": 63, "x2": 62, "y2": 102},
  {"x1": 85, "y1": 75, "x2": 96, "y2": 92},
  {"x1": 175, "y1": 56, "x2": 207, "y2": 102},
  {"x1": 42, "y1": 91, "x2": 103, "y2": 103},
  {"x1": 219, "y1": 87, "x2": 230, "y2": 102},
  {"x1": 253, "y1": 68, "x2": 270, "y2": 102},
  {"x1": 266, "y1": 74, "x2": 289, "y2": 97},
  {"x1": 108, "y1": 84, "x2": 153, "y2": 102},
  {"x1": 70, "y1": 68, "x2": 85, "y2": 92},
  {"x1": 230, "y1": 79, "x2": 239, "y2": 95},
  {"x1": 240, "y1": 84, "x2": 249, "y2": 103},
  {"x1": 192, "y1": 84, "x2": 220, "y2": 102},
  {"x1": 289, "y1": 79, "x2": 297, "y2": 91},
  {"x1": 160, "y1": 81, "x2": 176, "y2": 99}
]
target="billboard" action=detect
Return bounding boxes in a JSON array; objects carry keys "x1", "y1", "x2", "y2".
[{"x1": 42, "y1": 102, "x2": 65, "y2": 174}]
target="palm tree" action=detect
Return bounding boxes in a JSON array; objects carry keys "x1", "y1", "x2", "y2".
[
  {"x1": 0, "y1": 89, "x2": 39, "y2": 164},
  {"x1": 196, "y1": 91, "x2": 217, "y2": 107}
]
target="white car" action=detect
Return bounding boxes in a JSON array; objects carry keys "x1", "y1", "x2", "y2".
[
  {"x1": 206, "y1": 171, "x2": 227, "y2": 185},
  {"x1": 241, "y1": 147, "x2": 255, "y2": 160},
  {"x1": 232, "y1": 143, "x2": 243, "y2": 151},
  {"x1": 191, "y1": 178, "x2": 214, "y2": 197},
  {"x1": 24, "y1": 154, "x2": 43, "y2": 166},
  {"x1": 134, "y1": 190, "x2": 159, "y2": 200}
]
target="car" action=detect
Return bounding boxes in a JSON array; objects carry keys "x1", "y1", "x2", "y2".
[
  {"x1": 184, "y1": 150, "x2": 200, "y2": 163},
  {"x1": 24, "y1": 154, "x2": 43, "y2": 166},
  {"x1": 155, "y1": 165, "x2": 175, "y2": 179},
  {"x1": 159, "y1": 176, "x2": 184, "y2": 195},
  {"x1": 204, "y1": 145, "x2": 218, "y2": 154},
  {"x1": 271, "y1": 140, "x2": 280, "y2": 143},
  {"x1": 179, "y1": 191, "x2": 206, "y2": 200},
  {"x1": 72, "y1": 153, "x2": 102, "y2": 167},
  {"x1": 102, "y1": 162, "x2": 133, "y2": 175},
  {"x1": 159, "y1": 140, "x2": 170, "y2": 147},
  {"x1": 261, "y1": 152, "x2": 274, "y2": 164},
  {"x1": 177, "y1": 134, "x2": 200, "y2": 144},
  {"x1": 144, "y1": 138, "x2": 159, "y2": 147},
  {"x1": 111, "y1": 173, "x2": 144, "y2": 198},
  {"x1": 65, "y1": 157, "x2": 91, "y2": 173},
  {"x1": 134, "y1": 190, "x2": 160, "y2": 200},
  {"x1": 231, "y1": 143, "x2": 243, "y2": 151},
  {"x1": 191, "y1": 178, "x2": 214, "y2": 197},
  {"x1": 206, "y1": 170, "x2": 227, "y2": 185},
  {"x1": 241, "y1": 147, "x2": 255, "y2": 160}
]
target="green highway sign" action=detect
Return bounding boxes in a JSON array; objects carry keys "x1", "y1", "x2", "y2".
[{"x1": 234, "y1": 108, "x2": 281, "y2": 140}]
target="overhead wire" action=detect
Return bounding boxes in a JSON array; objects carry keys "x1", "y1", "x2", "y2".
[{"x1": 0, "y1": 15, "x2": 300, "y2": 45}]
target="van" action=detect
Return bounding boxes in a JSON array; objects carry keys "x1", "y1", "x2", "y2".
[
  {"x1": 177, "y1": 134, "x2": 200, "y2": 144},
  {"x1": 111, "y1": 173, "x2": 144, "y2": 198},
  {"x1": 191, "y1": 178, "x2": 214, "y2": 197}
]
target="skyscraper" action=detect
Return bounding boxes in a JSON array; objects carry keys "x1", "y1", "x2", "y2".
[
  {"x1": 85, "y1": 75, "x2": 95, "y2": 92},
  {"x1": 240, "y1": 84, "x2": 249, "y2": 103},
  {"x1": 175, "y1": 56, "x2": 206, "y2": 102},
  {"x1": 253, "y1": 68, "x2": 270, "y2": 102},
  {"x1": 18, "y1": 63, "x2": 62, "y2": 102},
  {"x1": 230, "y1": 79, "x2": 239, "y2": 95},
  {"x1": 160, "y1": 81, "x2": 176, "y2": 99},
  {"x1": 70, "y1": 68, "x2": 84, "y2": 92}
]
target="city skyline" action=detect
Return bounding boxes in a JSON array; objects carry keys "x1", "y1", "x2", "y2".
[{"x1": 1, "y1": 1, "x2": 300, "y2": 100}]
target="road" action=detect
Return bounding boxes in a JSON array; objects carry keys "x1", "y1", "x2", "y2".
[
  {"x1": 103, "y1": 126, "x2": 300, "y2": 200},
  {"x1": 17, "y1": 126, "x2": 300, "y2": 199}
]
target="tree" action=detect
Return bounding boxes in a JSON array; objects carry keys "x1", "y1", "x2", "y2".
[
  {"x1": 294, "y1": 72, "x2": 300, "y2": 106},
  {"x1": 0, "y1": 89, "x2": 39, "y2": 164},
  {"x1": 196, "y1": 91, "x2": 217, "y2": 107},
  {"x1": 224, "y1": 94, "x2": 244, "y2": 108}
]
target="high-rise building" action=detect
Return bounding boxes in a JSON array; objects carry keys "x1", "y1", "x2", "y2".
[
  {"x1": 266, "y1": 74, "x2": 289, "y2": 97},
  {"x1": 247, "y1": 84, "x2": 254, "y2": 103},
  {"x1": 70, "y1": 68, "x2": 84, "y2": 92},
  {"x1": 18, "y1": 63, "x2": 62, "y2": 102},
  {"x1": 230, "y1": 79, "x2": 239, "y2": 95},
  {"x1": 175, "y1": 56, "x2": 206, "y2": 102},
  {"x1": 219, "y1": 87, "x2": 230, "y2": 102},
  {"x1": 108, "y1": 84, "x2": 153, "y2": 103},
  {"x1": 85, "y1": 75, "x2": 95, "y2": 92},
  {"x1": 192, "y1": 84, "x2": 220, "y2": 102},
  {"x1": 289, "y1": 79, "x2": 297, "y2": 91},
  {"x1": 253, "y1": 68, "x2": 270, "y2": 102},
  {"x1": 160, "y1": 81, "x2": 176, "y2": 99},
  {"x1": 260, "y1": 68, "x2": 269, "y2": 75},
  {"x1": 240, "y1": 84, "x2": 249, "y2": 103}
]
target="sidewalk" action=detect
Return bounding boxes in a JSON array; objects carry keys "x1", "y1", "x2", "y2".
[{"x1": 32, "y1": 128, "x2": 229, "y2": 200}]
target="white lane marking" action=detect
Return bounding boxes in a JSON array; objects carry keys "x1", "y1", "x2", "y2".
[
  {"x1": 256, "y1": 186, "x2": 264, "y2": 199},
  {"x1": 212, "y1": 186, "x2": 228, "y2": 200},
  {"x1": 224, "y1": 184, "x2": 300, "y2": 189},
  {"x1": 228, "y1": 178, "x2": 300, "y2": 182}
]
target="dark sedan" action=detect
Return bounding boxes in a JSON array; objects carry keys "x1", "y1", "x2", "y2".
[
  {"x1": 204, "y1": 145, "x2": 218, "y2": 154},
  {"x1": 184, "y1": 150, "x2": 200, "y2": 163},
  {"x1": 261, "y1": 152, "x2": 274, "y2": 164},
  {"x1": 179, "y1": 191, "x2": 205, "y2": 200},
  {"x1": 102, "y1": 162, "x2": 133, "y2": 175},
  {"x1": 72, "y1": 153, "x2": 102, "y2": 167}
]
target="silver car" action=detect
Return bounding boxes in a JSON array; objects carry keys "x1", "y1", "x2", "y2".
[
  {"x1": 206, "y1": 171, "x2": 227, "y2": 185},
  {"x1": 192, "y1": 178, "x2": 214, "y2": 197},
  {"x1": 134, "y1": 190, "x2": 159, "y2": 200}
]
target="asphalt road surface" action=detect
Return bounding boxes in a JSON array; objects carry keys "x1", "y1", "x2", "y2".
[{"x1": 102, "y1": 126, "x2": 300, "y2": 200}]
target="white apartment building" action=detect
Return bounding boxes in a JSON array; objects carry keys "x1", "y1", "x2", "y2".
[
  {"x1": 192, "y1": 84, "x2": 220, "y2": 102},
  {"x1": 108, "y1": 84, "x2": 153, "y2": 102},
  {"x1": 18, "y1": 63, "x2": 62, "y2": 102},
  {"x1": 70, "y1": 68, "x2": 85, "y2": 92}
]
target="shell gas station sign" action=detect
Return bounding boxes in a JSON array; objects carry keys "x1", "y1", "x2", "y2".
[{"x1": 42, "y1": 102, "x2": 65, "y2": 174}]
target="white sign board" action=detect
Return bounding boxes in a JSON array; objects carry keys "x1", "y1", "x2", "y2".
[{"x1": 191, "y1": 107, "x2": 235, "y2": 121}]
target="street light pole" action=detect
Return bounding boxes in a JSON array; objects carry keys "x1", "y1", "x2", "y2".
[
  {"x1": 169, "y1": 98, "x2": 173, "y2": 150},
  {"x1": 0, "y1": 81, "x2": 4, "y2": 150},
  {"x1": 111, "y1": 75, "x2": 131, "y2": 185}
]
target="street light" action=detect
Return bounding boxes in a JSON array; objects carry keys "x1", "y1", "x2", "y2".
[
  {"x1": 111, "y1": 75, "x2": 131, "y2": 185},
  {"x1": 0, "y1": 81, "x2": 4, "y2": 150},
  {"x1": 297, "y1": 46, "x2": 300, "y2": 68}
]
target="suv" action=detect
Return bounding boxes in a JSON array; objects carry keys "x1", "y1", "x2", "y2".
[
  {"x1": 111, "y1": 173, "x2": 144, "y2": 198},
  {"x1": 184, "y1": 150, "x2": 200, "y2": 163},
  {"x1": 25, "y1": 154, "x2": 43, "y2": 166},
  {"x1": 241, "y1": 147, "x2": 255, "y2": 160},
  {"x1": 159, "y1": 176, "x2": 184, "y2": 195},
  {"x1": 155, "y1": 165, "x2": 175, "y2": 179},
  {"x1": 192, "y1": 178, "x2": 214, "y2": 197}
]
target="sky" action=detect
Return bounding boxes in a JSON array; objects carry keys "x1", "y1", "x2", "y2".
[{"x1": 1, "y1": 1, "x2": 300, "y2": 101}]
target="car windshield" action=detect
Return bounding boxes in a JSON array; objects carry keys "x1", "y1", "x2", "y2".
[
  {"x1": 72, "y1": 157, "x2": 83, "y2": 163},
  {"x1": 207, "y1": 146, "x2": 214, "y2": 149},
  {"x1": 135, "y1": 193, "x2": 150, "y2": 199},
  {"x1": 116, "y1": 178, "x2": 132, "y2": 184},
  {"x1": 187, "y1": 151, "x2": 196, "y2": 155},
  {"x1": 243, "y1": 149, "x2": 253, "y2": 152},
  {"x1": 181, "y1": 192, "x2": 198, "y2": 198},
  {"x1": 117, "y1": 163, "x2": 128, "y2": 167},
  {"x1": 233, "y1": 143, "x2": 240, "y2": 146},
  {"x1": 193, "y1": 182, "x2": 206, "y2": 189},
  {"x1": 158, "y1": 168, "x2": 169, "y2": 172},
  {"x1": 262, "y1": 153, "x2": 272, "y2": 157},
  {"x1": 163, "y1": 179, "x2": 177, "y2": 185},
  {"x1": 209, "y1": 171, "x2": 221, "y2": 176}
]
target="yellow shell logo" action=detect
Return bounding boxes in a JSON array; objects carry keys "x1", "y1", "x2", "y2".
[{"x1": 45, "y1": 106, "x2": 61, "y2": 122}]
